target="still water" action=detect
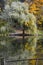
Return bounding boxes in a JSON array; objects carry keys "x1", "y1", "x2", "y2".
[{"x1": 0, "y1": 36, "x2": 43, "y2": 65}]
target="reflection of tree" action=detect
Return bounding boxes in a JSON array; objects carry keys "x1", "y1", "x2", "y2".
[
  {"x1": 7, "y1": 37, "x2": 38, "y2": 58},
  {"x1": 0, "y1": 36, "x2": 43, "y2": 65},
  {"x1": 9, "y1": 36, "x2": 38, "y2": 65},
  {"x1": 22, "y1": 37, "x2": 38, "y2": 58},
  {"x1": 0, "y1": 37, "x2": 38, "y2": 57},
  {"x1": 0, "y1": 37, "x2": 14, "y2": 57}
]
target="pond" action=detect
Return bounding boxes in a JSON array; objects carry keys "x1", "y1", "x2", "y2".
[{"x1": 0, "y1": 36, "x2": 43, "y2": 65}]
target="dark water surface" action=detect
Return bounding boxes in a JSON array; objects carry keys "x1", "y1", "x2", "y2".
[{"x1": 0, "y1": 36, "x2": 43, "y2": 65}]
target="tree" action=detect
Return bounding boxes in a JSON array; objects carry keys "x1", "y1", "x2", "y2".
[
  {"x1": 29, "y1": 0, "x2": 43, "y2": 29},
  {"x1": 0, "y1": 1, "x2": 37, "y2": 35},
  {"x1": 3, "y1": 1, "x2": 37, "y2": 35}
]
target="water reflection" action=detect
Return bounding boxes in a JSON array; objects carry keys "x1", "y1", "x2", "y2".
[{"x1": 0, "y1": 36, "x2": 43, "y2": 65}]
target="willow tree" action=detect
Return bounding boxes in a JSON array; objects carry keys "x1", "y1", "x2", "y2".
[{"x1": 2, "y1": 1, "x2": 37, "y2": 35}]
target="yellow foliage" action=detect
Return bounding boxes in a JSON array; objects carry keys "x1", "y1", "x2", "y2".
[
  {"x1": 24, "y1": 0, "x2": 43, "y2": 29},
  {"x1": 25, "y1": 43, "x2": 31, "y2": 50},
  {"x1": 25, "y1": 21, "x2": 33, "y2": 27},
  {"x1": 34, "y1": 0, "x2": 43, "y2": 2},
  {"x1": 30, "y1": 60, "x2": 36, "y2": 65},
  {"x1": 27, "y1": 0, "x2": 43, "y2": 29},
  {"x1": 38, "y1": 21, "x2": 42, "y2": 25},
  {"x1": 39, "y1": 0, "x2": 43, "y2": 2},
  {"x1": 30, "y1": 4, "x2": 36, "y2": 9},
  {"x1": 29, "y1": 3, "x2": 40, "y2": 14},
  {"x1": 32, "y1": 47, "x2": 35, "y2": 51},
  {"x1": 33, "y1": 55, "x2": 37, "y2": 58},
  {"x1": 24, "y1": 22, "x2": 29, "y2": 27}
]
